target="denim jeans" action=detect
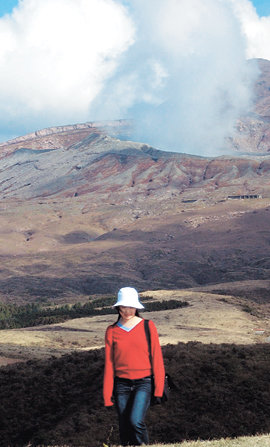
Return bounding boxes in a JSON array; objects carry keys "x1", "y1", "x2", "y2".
[{"x1": 114, "y1": 375, "x2": 152, "y2": 445}]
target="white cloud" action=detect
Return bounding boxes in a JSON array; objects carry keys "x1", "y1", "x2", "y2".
[
  {"x1": 0, "y1": 0, "x2": 134, "y2": 139},
  {"x1": 229, "y1": 0, "x2": 270, "y2": 60}
]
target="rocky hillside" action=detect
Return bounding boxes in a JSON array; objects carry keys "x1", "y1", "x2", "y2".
[
  {"x1": 0, "y1": 60, "x2": 269, "y2": 206},
  {"x1": 0, "y1": 119, "x2": 131, "y2": 154},
  {"x1": 1, "y1": 130, "x2": 270, "y2": 202}
]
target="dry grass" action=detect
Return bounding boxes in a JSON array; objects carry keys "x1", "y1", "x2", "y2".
[
  {"x1": 24, "y1": 434, "x2": 270, "y2": 447},
  {"x1": 0, "y1": 287, "x2": 269, "y2": 364},
  {"x1": 153, "y1": 434, "x2": 270, "y2": 446},
  {"x1": 140, "y1": 289, "x2": 270, "y2": 345},
  {"x1": 171, "y1": 434, "x2": 270, "y2": 446}
]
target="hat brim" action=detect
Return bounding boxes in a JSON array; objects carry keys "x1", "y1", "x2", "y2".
[{"x1": 113, "y1": 300, "x2": 144, "y2": 309}]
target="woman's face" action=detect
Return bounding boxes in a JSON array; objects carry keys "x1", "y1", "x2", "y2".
[{"x1": 119, "y1": 306, "x2": 136, "y2": 320}]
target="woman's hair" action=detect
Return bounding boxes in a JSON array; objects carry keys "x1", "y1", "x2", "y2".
[{"x1": 114, "y1": 307, "x2": 141, "y2": 323}]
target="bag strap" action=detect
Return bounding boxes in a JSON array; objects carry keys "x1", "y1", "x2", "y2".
[
  {"x1": 144, "y1": 319, "x2": 153, "y2": 366},
  {"x1": 145, "y1": 319, "x2": 175, "y2": 394}
]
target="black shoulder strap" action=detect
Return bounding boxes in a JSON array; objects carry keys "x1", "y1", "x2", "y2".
[{"x1": 144, "y1": 319, "x2": 152, "y2": 365}]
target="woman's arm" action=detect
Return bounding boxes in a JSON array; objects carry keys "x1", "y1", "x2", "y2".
[
  {"x1": 103, "y1": 326, "x2": 115, "y2": 406},
  {"x1": 149, "y1": 320, "x2": 165, "y2": 397}
]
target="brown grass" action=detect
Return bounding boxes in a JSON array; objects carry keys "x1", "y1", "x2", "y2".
[
  {"x1": 0, "y1": 287, "x2": 269, "y2": 364},
  {"x1": 155, "y1": 434, "x2": 270, "y2": 446},
  {"x1": 23, "y1": 433, "x2": 270, "y2": 447}
]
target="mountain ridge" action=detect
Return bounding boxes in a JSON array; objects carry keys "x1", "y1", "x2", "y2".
[{"x1": 1, "y1": 60, "x2": 270, "y2": 300}]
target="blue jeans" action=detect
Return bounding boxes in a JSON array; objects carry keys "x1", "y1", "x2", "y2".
[{"x1": 114, "y1": 376, "x2": 152, "y2": 445}]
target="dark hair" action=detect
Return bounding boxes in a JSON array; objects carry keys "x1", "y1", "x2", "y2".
[{"x1": 114, "y1": 307, "x2": 141, "y2": 324}]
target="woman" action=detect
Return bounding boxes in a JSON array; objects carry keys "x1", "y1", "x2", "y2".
[{"x1": 103, "y1": 287, "x2": 165, "y2": 446}]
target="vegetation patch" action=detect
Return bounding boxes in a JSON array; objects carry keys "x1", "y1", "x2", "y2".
[
  {"x1": 0, "y1": 298, "x2": 189, "y2": 329},
  {"x1": 156, "y1": 435, "x2": 270, "y2": 446},
  {"x1": 0, "y1": 342, "x2": 269, "y2": 446}
]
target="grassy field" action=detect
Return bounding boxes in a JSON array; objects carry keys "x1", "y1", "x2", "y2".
[
  {"x1": 25, "y1": 434, "x2": 270, "y2": 447},
  {"x1": 0, "y1": 287, "x2": 269, "y2": 364},
  {"x1": 147, "y1": 434, "x2": 270, "y2": 446},
  {"x1": 172, "y1": 434, "x2": 270, "y2": 446},
  {"x1": 0, "y1": 289, "x2": 269, "y2": 446}
]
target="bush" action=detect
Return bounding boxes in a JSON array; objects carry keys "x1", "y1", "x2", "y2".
[{"x1": 0, "y1": 342, "x2": 269, "y2": 446}]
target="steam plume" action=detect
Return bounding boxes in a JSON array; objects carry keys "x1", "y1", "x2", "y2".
[{"x1": 91, "y1": 0, "x2": 258, "y2": 155}]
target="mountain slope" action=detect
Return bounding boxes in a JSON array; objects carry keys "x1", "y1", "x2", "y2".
[
  {"x1": 2, "y1": 130, "x2": 270, "y2": 201},
  {"x1": 1, "y1": 62, "x2": 270, "y2": 301}
]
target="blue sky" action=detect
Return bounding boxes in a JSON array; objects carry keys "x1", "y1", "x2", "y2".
[
  {"x1": 0, "y1": 0, "x2": 18, "y2": 17},
  {"x1": 253, "y1": 0, "x2": 270, "y2": 16},
  {"x1": 0, "y1": 0, "x2": 270, "y2": 21},
  {"x1": 0, "y1": 0, "x2": 270, "y2": 17}
]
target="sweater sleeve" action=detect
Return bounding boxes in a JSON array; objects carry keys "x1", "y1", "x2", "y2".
[
  {"x1": 103, "y1": 325, "x2": 114, "y2": 406},
  {"x1": 149, "y1": 320, "x2": 165, "y2": 397}
]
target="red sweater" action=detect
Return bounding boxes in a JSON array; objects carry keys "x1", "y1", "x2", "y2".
[{"x1": 103, "y1": 319, "x2": 165, "y2": 406}]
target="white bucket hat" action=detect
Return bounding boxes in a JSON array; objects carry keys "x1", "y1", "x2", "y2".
[{"x1": 113, "y1": 287, "x2": 144, "y2": 309}]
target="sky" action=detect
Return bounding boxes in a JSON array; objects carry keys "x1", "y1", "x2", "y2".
[
  {"x1": 252, "y1": 0, "x2": 270, "y2": 16},
  {"x1": 0, "y1": 0, "x2": 270, "y2": 155}
]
